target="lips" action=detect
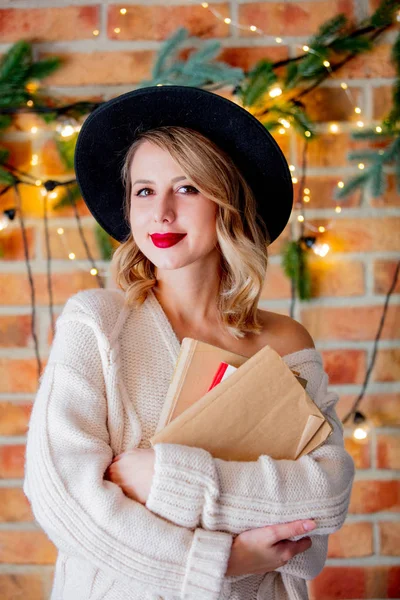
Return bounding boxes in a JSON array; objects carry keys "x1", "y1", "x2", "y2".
[{"x1": 150, "y1": 233, "x2": 187, "y2": 248}]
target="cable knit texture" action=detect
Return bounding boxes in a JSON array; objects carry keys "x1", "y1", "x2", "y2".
[{"x1": 23, "y1": 287, "x2": 355, "y2": 600}]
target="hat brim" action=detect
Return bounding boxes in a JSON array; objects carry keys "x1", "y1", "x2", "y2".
[{"x1": 74, "y1": 85, "x2": 293, "y2": 244}]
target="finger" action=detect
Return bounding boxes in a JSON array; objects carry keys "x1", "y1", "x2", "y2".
[{"x1": 265, "y1": 519, "x2": 316, "y2": 544}]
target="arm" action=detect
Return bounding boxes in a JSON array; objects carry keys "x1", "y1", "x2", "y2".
[
  {"x1": 145, "y1": 351, "x2": 355, "y2": 580},
  {"x1": 23, "y1": 297, "x2": 233, "y2": 599}
]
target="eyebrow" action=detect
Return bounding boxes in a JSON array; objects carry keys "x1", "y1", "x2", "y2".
[{"x1": 132, "y1": 176, "x2": 187, "y2": 185}]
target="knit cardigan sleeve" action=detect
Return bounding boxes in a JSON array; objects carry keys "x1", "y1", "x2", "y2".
[
  {"x1": 145, "y1": 350, "x2": 356, "y2": 581},
  {"x1": 23, "y1": 296, "x2": 233, "y2": 600}
]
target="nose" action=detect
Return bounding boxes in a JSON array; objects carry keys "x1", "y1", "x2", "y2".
[{"x1": 153, "y1": 190, "x2": 176, "y2": 223}]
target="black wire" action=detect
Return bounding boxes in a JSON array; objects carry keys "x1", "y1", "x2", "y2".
[
  {"x1": 42, "y1": 188, "x2": 55, "y2": 339},
  {"x1": 12, "y1": 183, "x2": 42, "y2": 378},
  {"x1": 66, "y1": 185, "x2": 105, "y2": 289},
  {"x1": 341, "y1": 259, "x2": 400, "y2": 425}
]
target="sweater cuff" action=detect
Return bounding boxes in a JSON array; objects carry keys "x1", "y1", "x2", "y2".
[
  {"x1": 146, "y1": 443, "x2": 211, "y2": 528},
  {"x1": 182, "y1": 527, "x2": 233, "y2": 599}
]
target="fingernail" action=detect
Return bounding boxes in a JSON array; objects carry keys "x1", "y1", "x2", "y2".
[{"x1": 303, "y1": 520, "x2": 316, "y2": 531}]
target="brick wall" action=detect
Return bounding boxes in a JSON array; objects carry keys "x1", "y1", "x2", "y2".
[{"x1": 0, "y1": 1, "x2": 399, "y2": 598}]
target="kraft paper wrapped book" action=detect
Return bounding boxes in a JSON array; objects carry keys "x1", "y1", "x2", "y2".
[{"x1": 150, "y1": 338, "x2": 333, "y2": 461}]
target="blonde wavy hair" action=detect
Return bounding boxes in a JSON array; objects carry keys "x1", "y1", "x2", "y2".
[{"x1": 111, "y1": 124, "x2": 271, "y2": 339}]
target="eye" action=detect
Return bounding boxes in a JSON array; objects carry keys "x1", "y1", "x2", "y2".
[{"x1": 135, "y1": 185, "x2": 198, "y2": 197}]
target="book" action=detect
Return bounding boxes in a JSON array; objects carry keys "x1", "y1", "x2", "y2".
[
  {"x1": 155, "y1": 337, "x2": 307, "y2": 432},
  {"x1": 208, "y1": 362, "x2": 238, "y2": 391},
  {"x1": 150, "y1": 338, "x2": 333, "y2": 461}
]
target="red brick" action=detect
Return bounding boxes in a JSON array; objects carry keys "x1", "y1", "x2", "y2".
[
  {"x1": 0, "y1": 444, "x2": 26, "y2": 479},
  {"x1": 327, "y1": 522, "x2": 373, "y2": 558},
  {"x1": 309, "y1": 565, "x2": 400, "y2": 599},
  {"x1": 107, "y1": 3, "x2": 230, "y2": 40},
  {"x1": 371, "y1": 173, "x2": 400, "y2": 207},
  {"x1": 308, "y1": 566, "x2": 365, "y2": 599},
  {"x1": 261, "y1": 264, "x2": 291, "y2": 299},
  {"x1": 338, "y1": 44, "x2": 396, "y2": 79},
  {"x1": 0, "y1": 315, "x2": 34, "y2": 348},
  {"x1": 0, "y1": 402, "x2": 32, "y2": 436},
  {"x1": 43, "y1": 226, "x2": 104, "y2": 261},
  {"x1": 0, "y1": 530, "x2": 56, "y2": 564},
  {"x1": 337, "y1": 393, "x2": 400, "y2": 427},
  {"x1": 373, "y1": 86, "x2": 394, "y2": 121},
  {"x1": 322, "y1": 349, "x2": 367, "y2": 385},
  {"x1": 0, "y1": 359, "x2": 44, "y2": 394},
  {"x1": 349, "y1": 480, "x2": 400, "y2": 513},
  {"x1": 0, "y1": 573, "x2": 46, "y2": 600},
  {"x1": 377, "y1": 434, "x2": 400, "y2": 469},
  {"x1": 239, "y1": 0, "x2": 354, "y2": 36},
  {"x1": 380, "y1": 522, "x2": 400, "y2": 556},
  {"x1": 374, "y1": 259, "x2": 400, "y2": 293},
  {"x1": 0, "y1": 488, "x2": 33, "y2": 522},
  {"x1": 317, "y1": 217, "x2": 400, "y2": 253},
  {"x1": 300, "y1": 86, "x2": 364, "y2": 123},
  {"x1": 216, "y1": 45, "x2": 289, "y2": 73},
  {"x1": 344, "y1": 436, "x2": 371, "y2": 469},
  {"x1": 40, "y1": 51, "x2": 155, "y2": 86},
  {"x1": 372, "y1": 348, "x2": 400, "y2": 382},
  {"x1": 301, "y1": 305, "x2": 399, "y2": 341},
  {"x1": 0, "y1": 227, "x2": 36, "y2": 260},
  {"x1": 299, "y1": 132, "x2": 388, "y2": 169},
  {"x1": 308, "y1": 258, "x2": 365, "y2": 297},
  {"x1": 293, "y1": 174, "x2": 361, "y2": 209},
  {"x1": 0, "y1": 6, "x2": 99, "y2": 42},
  {"x1": 0, "y1": 272, "x2": 100, "y2": 306}
]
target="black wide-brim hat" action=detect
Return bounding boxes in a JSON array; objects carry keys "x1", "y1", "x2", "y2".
[{"x1": 74, "y1": 85, "x2": 293, "y2": 244}]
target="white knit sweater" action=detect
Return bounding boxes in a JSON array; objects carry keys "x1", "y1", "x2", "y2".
[{"x1": 23, "y1": 287, "x2": 355, "y2": 600}]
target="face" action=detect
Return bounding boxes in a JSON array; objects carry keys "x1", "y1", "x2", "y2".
[{"x1": 129, "y1": 140, "x2": 219, "y2": 270}]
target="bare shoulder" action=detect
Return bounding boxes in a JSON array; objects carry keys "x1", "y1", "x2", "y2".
[{"x1": 257, "y1": 308, "x2": 315, "y2": 357}]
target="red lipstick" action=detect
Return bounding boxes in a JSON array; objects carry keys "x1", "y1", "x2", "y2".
[{"x1": 150, "y1": 233, "x2": 187, "y2": 248}]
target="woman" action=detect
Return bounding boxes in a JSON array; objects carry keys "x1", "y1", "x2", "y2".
[{"x1": 23, "y1": 85, "x2": 355, "y2": 600}]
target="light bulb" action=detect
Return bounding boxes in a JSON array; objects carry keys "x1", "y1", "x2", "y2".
[
  {"x1": 312, "y1": 242, "x2": 330, "y2": 256},
  {"x1": 352, "y1": 411, "x2": 370, "y2": 442},
  {"x1": 0, "y1": 215, "x2": 9, "y2": 231},
  {"x1": 269, "y1": 86, "x2": 282, "y2": 98}
]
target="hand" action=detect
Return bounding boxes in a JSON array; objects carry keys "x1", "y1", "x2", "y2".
[
  {"x1": 225, "y1": 519, "x2": 317, "y2": 577},
  {"x1": 104, "y1": 448, "x2": 155, "y2": 505}
]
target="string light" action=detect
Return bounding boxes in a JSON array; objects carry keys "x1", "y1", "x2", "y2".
[
  {"x1": 312, "y1": 243, "x2": 330, "y2": 257},
  {"x1": 269, "y1": 86, "x2": 283, "y2": 98}
]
